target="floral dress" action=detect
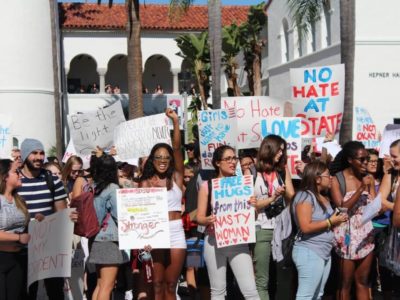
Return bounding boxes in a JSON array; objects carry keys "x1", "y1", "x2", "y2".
[{"x1": 333, "y1": 191, "x2": 375, "y2": 260}]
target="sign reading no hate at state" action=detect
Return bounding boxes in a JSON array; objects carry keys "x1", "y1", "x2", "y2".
[
  {"x1": 290, "y1": 64, "x2": 345, "y2": 138},
  {"x1": 67, "y1": 101, "x2": 126, "y2": 156},
  {"x1": 212, "y1": 175, "x2": 255, "y2": 248}
]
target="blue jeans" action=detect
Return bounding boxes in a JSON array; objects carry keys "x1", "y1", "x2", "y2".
[{"x1": 292, "y1": 245, "x2": 331, "y2": 300}]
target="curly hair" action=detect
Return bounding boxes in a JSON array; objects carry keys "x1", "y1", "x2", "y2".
[
  {"x1": 256, "y1": 134, "x2": 287, "y2": 173},
  {"x1": 329, "y1": 141, "x2": 365, "y2": 175},
  {"x1": 140, "y1": 143, "x2": 175, "y2": 190},
  {"x1": 91, "y1": 154, "x2": 118, "y2": 195}
]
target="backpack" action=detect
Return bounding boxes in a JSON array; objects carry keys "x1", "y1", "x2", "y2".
[
  {"x1": 70, "y1": 182, "x2": 100, "y2": 238},
  {"x1": 44, "y1": 170, "x2": 55, "y2": 200}
]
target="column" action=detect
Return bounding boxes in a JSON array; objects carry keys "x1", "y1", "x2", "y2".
[
  {"x1": 97, "y1": 68, "x2": 107, "y2": 94},
  {"x1": 172, "y1": 68, "x2": 180, "y2": 94}
]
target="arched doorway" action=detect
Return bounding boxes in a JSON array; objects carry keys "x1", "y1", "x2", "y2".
[
  {"x1": 143, "y1": 55, "x2": 173, "y2": 94},
  {"x1": 105, "y1": 54, "x2": 128, "y2": 93},
  {"x1": 67, "y1": 54, "x2": 98, "y2": 93}
]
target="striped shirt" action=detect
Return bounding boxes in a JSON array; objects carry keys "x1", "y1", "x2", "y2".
[{"x1": 18, "y1": 170, "x2": 67, "y2": 219}]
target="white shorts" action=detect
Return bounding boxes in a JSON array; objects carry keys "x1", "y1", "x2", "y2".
[{"x1": 169, "y1": 219, "x2": 186, "y2": 249}]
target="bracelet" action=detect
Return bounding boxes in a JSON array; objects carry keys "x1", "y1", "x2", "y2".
[{"x1": 326, "y1": 218, "x2": 332, "y2": 230}]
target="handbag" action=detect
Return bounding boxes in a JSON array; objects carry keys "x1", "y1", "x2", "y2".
[{"x1": 263, "y1": 171, "x2": 286, "y2": 219}]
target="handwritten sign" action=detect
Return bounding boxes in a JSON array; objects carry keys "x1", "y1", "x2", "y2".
[
  {"x1": 114, "y1": 114, "x2": 171, "y2": 160},
  {"x1": 28, "y1": 209, "x2": 74, "y2": 288},
  {"x1": 198, "y1": 108, "x2": 237, "y2": 169},
  {"x1": 222, "y1": 96, "x2": 284, "y2": 149},
  {"x1": 260, "y1": 117, "x2": 302, "y2": 177},
  {"x1": 143, "y1": 94, "x2": 184, "y2": 128},
  {"x1": 67, "y1": 101, "x2": 126, "y2": 155},
  {"x1": 0, "y1": 114, "x2": 12, "y2": 159},
  {"x1": 62, "y1": 140, "x2": 91, "y2": 169},
  {"x1": 117, "y1": 188, "x2": 170, "y2": 249},
  {"x1": 379, "y1": 124, "x2": 400, "y2": 158},
  {"x1": 354, "y1": 107, "x2": 380, "y2": 149},
  {"x1": 212, "y1": 175, "x2": 255, "y2": 248},
  {"x1": 290, "y1": 64, "x2": 345, "y2": 138}
]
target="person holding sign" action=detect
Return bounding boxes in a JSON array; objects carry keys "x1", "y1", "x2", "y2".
[
  {"x1": 0, "y1": 159, "x2": 30, "y2": 300},
  {"x1": 88, "y1": 151, "x2": 129, "y2": 300},
  {"x1": 139, "y1": 108, "x2": 186, "y2": 300},
  {"x1": 292, "y1": 161, "x2": 348, "y2": 299},
  {"x1": 330, "y1": 141, "x2": 376, "y2": 300},
  {"x1": 197, "y1": 145, "x2": 260, "y2": 300},
  {"x1": 253, "y1": 135, "x2": 295, "y2": 300}
]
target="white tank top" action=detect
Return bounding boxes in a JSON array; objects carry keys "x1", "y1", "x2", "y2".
[{"x1": 167, "y1": 182, "x2": 182, "y2": 212}]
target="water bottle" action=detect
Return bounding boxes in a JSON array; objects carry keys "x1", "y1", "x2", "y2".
[{"x1": 140, "y1": 251, "x2": 153, "y2": 283}]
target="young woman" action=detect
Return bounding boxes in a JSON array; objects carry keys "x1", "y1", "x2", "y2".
[
  {"x1": 44, "y1": 161, "x2": 62, "y2": 180},
  {"x1": 253, "y1": 134, "x2": 295, "y2": 300},
  {"x1": 292, "y1": 161, "x2": 347, "y2": 299},
  {"x1": 330, "y1": 141, "x2": 376, "y2": 300},
  {"x1": 197, "y1": 145, "x2": 259, "y2": 300},
  {"x1": 88, "y1": 153, "x2": 128, "y2": 300},
  {"x1": 0, "y1": 159, "x2": 30, "y2": 299},
  {"x1": 62, "y1": 155, "x2": 83, "y2": 197},
  {"x1": 139, "y1": 108, "x2": 186, "y2": 300}
]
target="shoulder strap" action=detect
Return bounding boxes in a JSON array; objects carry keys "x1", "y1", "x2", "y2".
[
  {"x1": 278, "y1": 169, "x2": 286, "y2": 186},
  {"x1": 335, "y1": 171, "x2": 346, "y2": 197},
  {"x1": 206, "y1": 179, "x2": 212, "y2": 216},
  {"x1": 44, "y1": 170, "x2": 55, "y2": 200}
]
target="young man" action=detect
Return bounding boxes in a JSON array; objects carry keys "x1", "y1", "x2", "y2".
[{"x1": 17, "y1": 138, "x2": 77, "y2": 300}]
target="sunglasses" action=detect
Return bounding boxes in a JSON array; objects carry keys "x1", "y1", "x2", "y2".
[{"x1": 353, "y1": 156, "x2": 368, "y2": 163}]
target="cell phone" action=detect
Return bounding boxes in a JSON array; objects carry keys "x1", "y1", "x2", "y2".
[{"x1": 335, "y1": 207, "x2": 348, "y2": 215}]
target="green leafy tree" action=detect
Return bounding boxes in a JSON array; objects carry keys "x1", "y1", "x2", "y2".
[
  {"x1": 222, "y1": 23, "x2": 242, "y2": 96},
  {"x1": 287, "y1": 0, "x2": 355, "y2": 144}
]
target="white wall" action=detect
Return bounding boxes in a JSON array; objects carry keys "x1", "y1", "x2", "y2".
[{"x1": 0, "y1": 0, "x2": 56, "y2": 150}]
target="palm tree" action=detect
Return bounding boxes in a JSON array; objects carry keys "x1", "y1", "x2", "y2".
[
  {"x1": 222, "y1": 24, "x2": 242, "y2": 96},
  {"x1": 287, "y1": 0, "x2": 355, "y2": 144},
  {"x1": 170, "y1": 0, "x2": 222, "y2": 109}
]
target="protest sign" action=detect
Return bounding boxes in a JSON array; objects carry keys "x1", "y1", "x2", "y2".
[
  {"x1": 260, "y1": 117, "x2": 302, "y2": 177},
  {"x1": 67, "y1": 101, "x2": 126, "y2": 155},
  {"x1": 290, "y1": 64, "x2": 345, "y2": 138},
  {"x1": 379, "y1": 124, "x2": 400, "y2": 158},
  {"x1": 62, "y1": 140, "x2": 91, "y2": 169},
  {"x1": 143, "y1": 94, "x2": 184, "y2": 128},
  {"x1": 222, "y1": 96, "x2": 285, "y2": 149},
  {"x1": 354, "y1": 107, "x2": 380, "y2": 149},
  {"x1": 198, "y1": 108, "x2": 237, "y2": 169},
  {"x1": 117, "y1": 188, "x2": 170, "y2": 249},
  {"x1": 28, "y1": 209, "x2": 74, "y2": 288},
  {"x1": 212, "y1": 175, "x2": 255, "y2": 248},
  {"x1": 114, "y1": 114, "x2": 171, "y2": 160},
  {"x1": 0, "y1": 114, "x2": 12, "y2": 159}
]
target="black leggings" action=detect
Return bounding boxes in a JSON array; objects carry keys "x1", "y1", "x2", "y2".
[{"x1": 0, "y1": 251, "x2": 26, "y2": 300}]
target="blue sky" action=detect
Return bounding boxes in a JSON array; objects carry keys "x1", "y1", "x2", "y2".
[{"x1": 59, "y1": 0, "x2": 263, "y2": 5}]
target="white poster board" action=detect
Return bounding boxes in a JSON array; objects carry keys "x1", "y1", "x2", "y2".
[
  {"x1": 114, "y1": 114, "x2": 171, "y2": 160},
  {"x1": 259, "y1": 117, "x2": 302, "y2": 177},
  {"x1": 67, "y1": 101, "x2": 126, "y2": 155},
  {"x1": 379, "y1": 124, "x2": 400, "y2": 158},
  {"x1": 0, "y1": 114, "x2": 12, "y2": 159},
  {"x1": 62, "y1": 140, "x2": 92, "y2": 170},
  {"x1": 290, "y1": 64, "x2": 345, "y2": 138},
  {"x1": 117, "y1": 188, "x2": 170, "y2": 249},
  {"x1": 198, "y1": 108, "x2": 237, "y2": 169},
  {"x1": 354, "y1": 106, "x2": 380, "y2": 149},
  {"x1": 28, "y1": 209, "x2": 74, "y2": 288},
  {"x1": 211, "y1": 175, "x2": 255, "y2": 248},
  {"x1": 221, "y1": 96, "x2": 285, "y2": 149}
]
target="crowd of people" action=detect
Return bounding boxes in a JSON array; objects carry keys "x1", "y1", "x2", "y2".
[{"x1": 1, "y1": 109, "x2": 400, "y2": 300}]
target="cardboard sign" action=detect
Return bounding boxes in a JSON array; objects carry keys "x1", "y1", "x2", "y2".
[
  {"x1": 260, "y1": 117, "x2": 302, "y2": 177},
  {"x1": 212, "y1": 175, "x2": 255, "y2": 248},
  {"x1": 222, "y1": 96, "x2": 285, "y2": 149},
  {"x1": 354, "y1": 107, "x2": 380, "y2": 149},
  {"x1": 0, "y1": 114, "x2": 12, "y2": 159},
  {"x1": 117, "y1": 188, "x2": 170, "y2": 249},
  {"x1": 28, "y1": 209, "x2": 74, "y2": 288},
  {"x1": 143, "y1": 94, "x2": 184, "y2": 128},
  {"x1": 379, "y1": 124, "x2": 400, "y2": 158},
  {"x1": 114, "y1": 114, "x2": 171, "y2": 160},
  {"x1": 290, "y1": 64, "x2": 345, "y2": 138},
  {"x1": 67, "y1": 101, "x2": 126, "y2": 155},
  {"x1": 198, "y1": 108, "x2": 237, "y2": 169}
]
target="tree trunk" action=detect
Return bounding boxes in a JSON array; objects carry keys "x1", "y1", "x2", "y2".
[
  {"x1": 252, "y1": 42, "x2": 262, "y2": 96},
  {"x1": 49, "y1": 0, "x2": 63, "y2": 159},
  {"x1": 208, "y1": 0, "x2": 222, "y2": 108},
  {"x1": 339, "y1": 0, "x2": 355, "y2": 144},
  {"x1": 127, "y1": 0, "x2": 143, "y2": 119},
  {"x1": 225, "y1": 62, "x2": 241, "y2": 96}
]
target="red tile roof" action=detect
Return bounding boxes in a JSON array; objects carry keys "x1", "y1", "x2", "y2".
[{"x1": 60, "y1": 3, "x2": 249, "y2": 31}]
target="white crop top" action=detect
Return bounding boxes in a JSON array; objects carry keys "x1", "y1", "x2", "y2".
[{"x1": 167, "y1": 182, "x2": 183, "y2": 212}]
